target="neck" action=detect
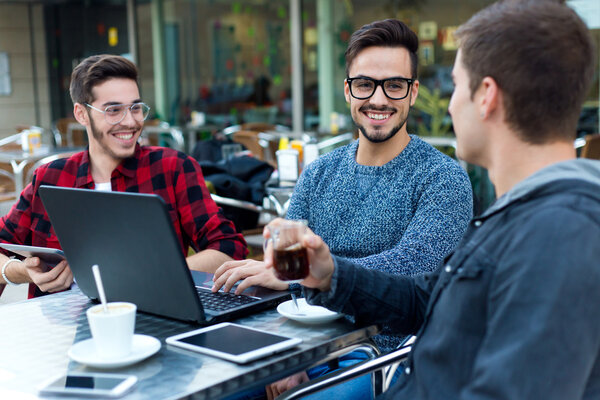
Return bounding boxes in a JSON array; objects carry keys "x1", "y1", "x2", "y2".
[
  {"x1": 88, "y1": 145, "x2": 120, "y2": 183},
  {"x1": 487, "y1": 135, "x2": 575, "y2": 198},
  {"x1": 356, "y1": 130, "x2": 410, "y2": 166}
]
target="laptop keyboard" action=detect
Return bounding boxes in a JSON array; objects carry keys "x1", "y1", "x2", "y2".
[{"x1": 196, "y1": 286, "x2": 260, "y2": 312}]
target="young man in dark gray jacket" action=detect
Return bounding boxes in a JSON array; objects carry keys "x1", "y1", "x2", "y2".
[{"x1": 264, "y1": 0, "x2": 600, "y2": 398}]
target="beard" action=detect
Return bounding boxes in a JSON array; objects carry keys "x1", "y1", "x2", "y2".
[
  {"x1": 353, "y1": 104, "x2": 410, "y2": 144},
  {"x1": 88, "y1": 113, "x2": 141, "y2": 160}
]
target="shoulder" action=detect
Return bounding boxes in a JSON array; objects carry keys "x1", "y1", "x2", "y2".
[
  {"x1": 139, "y1": 146, "x2": 199, "y2": 170},
  {"x1": 35, "y1": 150, "x2": 86, "y2": 181},
  {"x1": 406, "y1": 136, "x2": 470, "y2": 185},
  {"x1": 303, "y1": 140, "x2": 356, "y2": 176},
  {"x1": 139, "y1": 145, "x2": 188, "y2": 161}
]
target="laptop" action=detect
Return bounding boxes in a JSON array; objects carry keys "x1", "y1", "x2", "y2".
[{"x1": 38, "y1": 185, "x2": 293, "y2": 325}]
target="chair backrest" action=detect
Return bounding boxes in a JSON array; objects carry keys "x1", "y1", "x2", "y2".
[
  {"x1": 232, "y1": 130, "x2": 266, "y2": 161},
  {"x1": 25, "y1": 150, "x2": 81, "y2": 184},
  {"x1": 141, "y1": 125, "x2": 185, "y2": 152},
  {"x1": 54, "y1": 118, "x2": 87, "y2": 147},
  {"x1": 581, "y1": 134, "x2": 600, "y2": 160}
]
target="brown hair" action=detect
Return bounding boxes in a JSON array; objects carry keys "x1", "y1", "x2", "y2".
[
  {"x1": 455, "y1": 0, "x2": 596, "y2": 143},
  {"x1": 345, "y1": 19, "x2": 419, "y2": 79},
  {"x1": 69, "y1": 54, "x2": 139, "y2": 105}
]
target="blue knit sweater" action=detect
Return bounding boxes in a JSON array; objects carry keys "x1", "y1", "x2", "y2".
[{"x1": 287, "y1": 135, "x2": 473, "y2": 351}]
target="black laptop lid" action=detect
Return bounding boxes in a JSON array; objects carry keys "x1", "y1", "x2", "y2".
[{"x1": 38, "y1": 186, "x2": 205, "y2": 323}]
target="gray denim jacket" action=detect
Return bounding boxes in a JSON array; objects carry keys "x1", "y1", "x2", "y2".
[{"x1": 306, "y1": 159, "x2": 600, "y2": 399}]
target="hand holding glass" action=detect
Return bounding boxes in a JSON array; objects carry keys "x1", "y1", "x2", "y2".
[{"x1": 264, "y1": 220, "x2": 309, "y2": 282}]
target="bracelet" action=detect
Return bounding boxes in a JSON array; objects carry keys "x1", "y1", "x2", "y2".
[{"x1": 1, "y1": 257, "x2": 22, "y2": 286}]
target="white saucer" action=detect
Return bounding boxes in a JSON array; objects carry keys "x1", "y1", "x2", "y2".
[
  {"x1": 68, "y1": 334, "x2": 161, "y2": 369},
  {"x1": 277, "y1": 298, "x2": 342, "y2": 324}
]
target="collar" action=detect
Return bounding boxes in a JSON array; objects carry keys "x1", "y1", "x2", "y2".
[{"x1": 75, "y1": 144, "x2": 141, "y2": 187}]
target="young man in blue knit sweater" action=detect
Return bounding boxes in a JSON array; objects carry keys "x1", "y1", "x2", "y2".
[
  {"x1": 214, "y1": 19, "x2": 473, "y2": 399},
  {"x1": 265, "y1": 1, "x2": 600, "y2": 399}
]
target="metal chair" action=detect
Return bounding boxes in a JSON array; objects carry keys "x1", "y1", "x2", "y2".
[
  {"x1": 141, "y1": 124, "x2": 185, "y2": 152},
  {"x1": 277, "y1": 336, "x2": 415, "y2": 400},
  {"x1": 25, "y1": 150, "x2": 81, "y2": 184},
  {"x1": 52, "y1": 118, "x2": 87, "y2": 147}
]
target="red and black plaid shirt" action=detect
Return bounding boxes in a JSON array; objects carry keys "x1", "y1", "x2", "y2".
[{"x1": 0, "y1": 145, "x2": 247, "y2": 298}]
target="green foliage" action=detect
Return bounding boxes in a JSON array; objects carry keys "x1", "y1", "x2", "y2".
[{"x1": 413, "y1": 85, "x2": 451, "y2": 136}]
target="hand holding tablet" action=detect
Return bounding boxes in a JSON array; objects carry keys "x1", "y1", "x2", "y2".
[
  {"x1": 0, "y1": 243, "x2": 65, "y2": 265},
  {"x1": 166, "y1": 323, "x2": 302, "y2": 364}
]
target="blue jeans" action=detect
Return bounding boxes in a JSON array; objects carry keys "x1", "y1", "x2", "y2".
[
  {"x1": 303, "y1": 351, "x2": 373, "y2": 400},
  {"x1": 226, "y1": 351, "x2": 373, "y2": 400}
]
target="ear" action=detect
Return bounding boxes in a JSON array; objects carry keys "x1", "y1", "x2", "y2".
[
  {"x1": 73, "y1": 103, "x2": 89, "y2": 126},
  {"x1": 344, "y1": 79, "x2": 351, "y2": 104},
  {"x1": 478, "y1": 77, "x2": 499, "y2": 119},
  {"x1": 409, "y1": 79, "x2": 419, "y2": 106}
]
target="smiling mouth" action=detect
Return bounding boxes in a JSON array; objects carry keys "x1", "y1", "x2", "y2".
[
  {"x1": 111, "y1": 131, "x2": 137, "y2": 141},
  {"x1": 366, "y1": 112, "x2": 392, "y2": 121},
  {"x1": 362, "y1": 110, "x2": 395, "y2": 123}
]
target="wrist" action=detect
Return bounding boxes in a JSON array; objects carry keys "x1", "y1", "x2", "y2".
[{"x1": 2, "y1": 258, "x2": 24, "y2": 286}]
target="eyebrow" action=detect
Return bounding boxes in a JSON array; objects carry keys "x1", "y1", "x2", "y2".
[{"x1": 101, "y1": 99, "x2": 142, "y2": 107}]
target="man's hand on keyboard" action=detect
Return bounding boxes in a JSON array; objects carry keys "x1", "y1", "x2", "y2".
[{"x1": 212, "y1": 259, "x2": 289, "y2": 295}]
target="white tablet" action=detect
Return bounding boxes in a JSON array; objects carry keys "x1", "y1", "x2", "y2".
[
  {"x1": 166, "y1": 323, "x2": 302, "y2": 364},
  {"x1": 0, "y1": 243, "x2": 65, "y2": 264}
]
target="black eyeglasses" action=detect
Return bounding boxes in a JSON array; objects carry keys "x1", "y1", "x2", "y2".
[{"x1": 346, "y1": 76, "x2": 414, "y2": 100}]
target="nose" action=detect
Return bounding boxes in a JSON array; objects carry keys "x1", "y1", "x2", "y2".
[
  {"x1": 369, "y1": 84, "x2": 388, "y2": 106},
  {"x1": 120, "y1": 106, "x2": 138, "y2": 126},
  {"x1": 448, "y1": 93, "x2": 455, "y2": 117}
]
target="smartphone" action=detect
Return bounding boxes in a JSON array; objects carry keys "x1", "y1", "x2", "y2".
[
  {"x1": 0, "y1": 243, "x2": 65, "y2": 265},
  {"x1": 166, "y1": 322, "x2": 302, "y2": 364},
  {"x1": 38, "y1": 372, "x2": 137, "y2": 398}
]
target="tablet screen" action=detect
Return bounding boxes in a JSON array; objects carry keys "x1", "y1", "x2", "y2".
[{"x1": 178, "y1": 324, "x2": 290, "y2": 355}]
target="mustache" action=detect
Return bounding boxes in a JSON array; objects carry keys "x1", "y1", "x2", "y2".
[
  {"x1": 358, "y1": 104, "x2": 396, "y2": 113},
  {"x1": 108, "y1": 124, "x2": 141, "y2": 133}
]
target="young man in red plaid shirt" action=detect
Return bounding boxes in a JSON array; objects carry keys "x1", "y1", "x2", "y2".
[{"x1": 0, "y1": 55, "x2": 247, "y2": 298}]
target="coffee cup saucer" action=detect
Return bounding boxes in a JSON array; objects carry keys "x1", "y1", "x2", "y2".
[
  {"x1": 277, "y1": 298, "x2": 342, "y2": 324},
  {"x1": 68, "y1": 334, "x2": 161, "y2": 369}
]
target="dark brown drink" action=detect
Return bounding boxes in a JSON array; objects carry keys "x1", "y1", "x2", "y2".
[{"x1": 273, "y1": 244, "x2": 309, "y2": 281}]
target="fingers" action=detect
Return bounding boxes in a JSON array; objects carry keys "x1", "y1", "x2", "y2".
[
  {"x1": 299, "y1": 234, "x2": 335, "y2": 291},
  {"x1": 262, "y1": 218, "x2": 286, "y2": 239},
  {"x1": 212, "y1": 260, "x2": 288, "y2": 294},
  {"x1": 265, "y1": 384, "x2": 275, "y2": 400},
  {"x1": 232, "y1": 269, "x2": 288, "y2": 294},
  {"x1": 212, "y1": 260, "x2": 258, "y2": 292},
  {"x1": 25, "y1": 259, "x2": 73, "y2": 293},
  {"x1": 214, "y1": 259, "x2": 251, "y2": 282},
  {"x1": 267, "y1": 372, "x2": 309, "y2": 399}
]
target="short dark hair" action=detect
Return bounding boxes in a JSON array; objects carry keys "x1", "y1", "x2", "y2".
[
  {"x1": 69, "y1": 54, "x2": 139, "y2": 105},
  {"x1": 345, "y1": 19, "x2": 419, "y2": 79},
  {"x1": 455, "y1": 0, "x2": 596, "y2": 143}
]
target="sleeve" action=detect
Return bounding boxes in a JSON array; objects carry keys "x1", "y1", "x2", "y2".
[
  {"x1": 460, "y1": 209, "x2": 600, "y2": 399},
  {"x1": 305, "y1": 256, "x2": 439, "y2": 335},
  {"x1": 175, "y1": 155, "x2": 248, "y2": 260},
  {"x1": 344, "y1": 164, "x2": 473, "y2": 276},
  {"x1": 0, "y1": 182, "x2": 36, "y2": 248}
]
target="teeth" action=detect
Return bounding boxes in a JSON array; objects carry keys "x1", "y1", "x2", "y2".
[
  {"x1": 367, "y1": 113, "x2": 389, "y2": 120},
  {"x1": 115, "y1": 133, "x2": 133, "y2": 140}
]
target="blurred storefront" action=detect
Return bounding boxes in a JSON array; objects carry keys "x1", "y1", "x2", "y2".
[
  {"x1": 0, "y1": 0, "x2": 598, "y2": 182},
  {"x1": 1, "y1": 0, "x2": 598, "y2": 135}
]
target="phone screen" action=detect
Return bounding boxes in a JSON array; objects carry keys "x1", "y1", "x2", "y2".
[
  {"x1": 54, "y1": 375, "x2": 126, "y2": 389},
  {"x1": 178, "y1": 324, "x2": 291, "y2": 355},
  {"x1": 40, "y1": 373, "x2": 136, "y2": 397}
]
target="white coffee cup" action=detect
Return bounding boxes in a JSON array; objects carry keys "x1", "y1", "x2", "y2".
[{"x1": 86, "y1": 302, "x2": 136, "y2": 359}]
